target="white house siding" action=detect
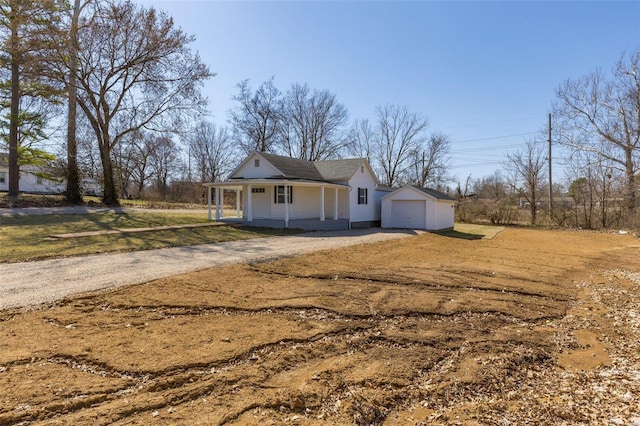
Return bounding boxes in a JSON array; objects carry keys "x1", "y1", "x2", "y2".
[
  {"x1": 374, "y1": 189, "x2": 392, "y2": 221},
  {"x1": 0, "y1": 166, "x2": 64, "y2": 194},
  {"x1": 243, "y1": 186, "x2": 270, "y2": 219},
  {"x1": 234, "y1": 153, "x2": 281, "y2": 179},
  {"x1": 321, "y1": 187, "x2": 349, "y2": 219},
  {"x1": 271, "y1": 185, "x2": 320, "y2": 219},
  {"x1": 338, "y1": 189, "x2": 349, "y2": 218},
  {"x1": 242, "y1": 185, "x2": 348, "y2": 220},
  {"x1": 433, "y1": 201, "x2": 455, "y2": 230},
  {"x1": 347, "y1": 164, "x2": 379, "y2": 223},
  {"x1": 0, "y1": 169, "x2": 7, "y2": 191}
]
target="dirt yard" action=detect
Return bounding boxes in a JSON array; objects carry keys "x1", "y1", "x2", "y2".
[{"x1": 1, "y1": 227, "x2": 639, "y2": 425}]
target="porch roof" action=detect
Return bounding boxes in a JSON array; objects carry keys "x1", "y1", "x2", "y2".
[{"x1": 203, "y1": 178, "x2": 348, "y2": 190}]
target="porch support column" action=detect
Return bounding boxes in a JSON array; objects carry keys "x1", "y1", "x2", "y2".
[
  {"x1": 207, "y1": 186, "x2": 212, "y2": 220},
  {"x1": 215, "y1": 187, "x2": 221, "y2": 220},
  {"x1": 236, "y1": 189, "x2": 241, "y2": 217},
  {"x1": 320, "y1": 186, "x2": 325, "y2": 221},
  {"x1": 284, "y1": 184, "x2": 289, "y2": 228},
  {"x1": 333, "y1": 188, "x2": 339, "y2": 220},
  {"x1": 247, "y1": 184, "x2": 253, "y2": 222}
]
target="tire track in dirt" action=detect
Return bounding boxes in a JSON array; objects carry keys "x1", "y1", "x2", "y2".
[
  {"x1": 1, "y1": 274, "x2": 567, "y2": 424},
  {"x1": 1, "y1": 306, "x2": 549, "y2": 425},
  {"x1": 248, "y1": 264, "x2": 573, "y2": 302},
  {"x1": 2, "y1": 228, "x2": 635, "y2": 425}
]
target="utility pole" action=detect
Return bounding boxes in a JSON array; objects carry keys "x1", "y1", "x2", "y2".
[{"x1": 548, "y1": 113, "x2": 553, "y2": 213}]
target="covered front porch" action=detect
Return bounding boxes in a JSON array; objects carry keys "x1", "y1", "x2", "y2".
[{"x1": 204, "y1": 179, "x2": 350, "y2": 230}]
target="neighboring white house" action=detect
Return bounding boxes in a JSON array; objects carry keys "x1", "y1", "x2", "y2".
[
  {"x1": 0, "y1": 153, "x2": 65, "y2": 194},
  {"x1": 381, "y1": 185, "x2": 456, "y2": 231},
  {"x1": 204, "y1": 151, "x2": 390, "y2": 231}
]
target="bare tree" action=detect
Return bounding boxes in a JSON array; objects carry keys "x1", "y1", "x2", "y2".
[
  {"x1": 347, "y1": 118, "x2": 375, "y2": 162},
  {"x1": 188, "y1": 120, "x2": 235, "y2": 182},
  {"x1": 74, "y1": 111, "x2": 101, "y2": 181},
  {"x1": 279, "y1": 83, "x2": 349, "y2": 161},
  {"x1": 568, "y1": 175, "x2": 593, "y2": 229},
  {"x1": 111, "y1": 130, "x2": 158, "y2": 198},
  {"x1": 74, "y1": 0, "x2": 212, "y2": 205},
  {"x1": 566, "y1": 149, "x2": 621, "y2": 229},
  {"x1": 149, "y1": 136, "x2": 180, "y2": 198},
  {"x1": 453, "y1": 173, "x2": 473, "y2": 222},
  {"x1": 554, "y1": 49, "x2": 640, "y2": 216},
  {"x1": 63, "y1": 0, "x2": 92, "y2": 204},
  {"x1": 409, "y1": 131, "x2": 451, "y2": 188},
  {"x1": 131, "y1": 133, "x2": 158, "y2": 197},
  {"x1": 459, "y1": 171, "x2": 518, "y2": 225},
  {"x1": 229, "y1": 77, "x2": 281, "y2": 154},
  {"x1": 473, "y1": 171, "x2": 510, "y2": 200},
  {"x1": 111, "y1": 134, "x2": 136, "y2": 198},
  {"x1": 373, "y1": 104, "x2": 428, "y2": 187},
  {"x1": 504, "y1": 140, "x2": 547, "y2": 225}
]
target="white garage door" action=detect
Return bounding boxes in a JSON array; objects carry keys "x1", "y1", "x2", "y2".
[{"x1": 390, "y1": 200, "x2": 426, "y2": 229}]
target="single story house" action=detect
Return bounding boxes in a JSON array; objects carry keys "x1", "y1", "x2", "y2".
[
  {"x1": 381, "y1": 185, "x2": 456, "y2": 230},
  {"x1": 204, "y1": 151, "x2": 391, "y2": 231},
  {"x1": 0, "y1": 153, "x2": 65, "y2": 194},
  {"x1": 205, "y1": 151, "x2": 456, "y2": 231}
]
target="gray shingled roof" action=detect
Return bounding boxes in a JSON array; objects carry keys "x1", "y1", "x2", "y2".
[
  {"x1": 255, "y1": 152, "x2": 367, "y2": 183},
  {"x1": 314, "y1": 158, "x2": 365, "y2": 181},
  {"x1": 258, "y1": 152, "x2": 324, "y2": 181},
  {"x1": 410, "y1": 185, "x2": 456, "y2": 201}
]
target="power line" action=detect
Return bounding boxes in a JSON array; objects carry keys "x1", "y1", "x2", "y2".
[
  {"x1": 450, "y1": 142, "x2": 530, "y2": 153},
  {"x1": 450, "y1": 131, "x2": 539, "y2": 144},
  {"x1": 449, "y1": 161, "x2": 505, "y2": 169},
  {"x1": 440, "y1": 115, "x2": 546, "y2": 131}
]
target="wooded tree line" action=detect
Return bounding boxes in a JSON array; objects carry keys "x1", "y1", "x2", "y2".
[
  {"x1": 457, "y1": 49, "x2": 640, "y2": 229},
  {"x1": 0, "y1": 0, "x2": 450, "y2": 205},
  {"x1": 1, "y1": 0, "x2": 637, "y2": 225},
  {"x1": 228, "y1": 78, "x2": 451, "y2": 189},
  {"x1": 0, "y1": 0, "x2": 212, "y2": 205}
]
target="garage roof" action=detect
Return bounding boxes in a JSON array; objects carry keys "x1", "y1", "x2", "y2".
[
  {"x1": 381, "y1": 185, "x2": 456, "y2": 202},
  {"x1": 409, "y1": 186, "x2": 456, "y2": 201}
]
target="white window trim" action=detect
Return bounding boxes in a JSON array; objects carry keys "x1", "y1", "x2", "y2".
[{"x1": 274, "y1": 185, "x2": 293, "y2": 204}]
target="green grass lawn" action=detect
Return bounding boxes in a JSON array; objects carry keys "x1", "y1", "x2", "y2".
[
  {"x1": 435, "y1": 223, "x2": 505, "y2": 240},
  {"x1": 0, "y1": 212, "x2": 298, "y2": 263}
]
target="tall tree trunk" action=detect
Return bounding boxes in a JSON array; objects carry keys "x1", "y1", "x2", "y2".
[
  {"x1": 530, "y1": 196, "x2": 537, "y2": 225},
  {"x1": 8, "y1": 19, "x2": 20, "y2": 197},
  {"x1": 625, "y1": 148, "x2": 636, "y2": 215},
  {"x1": 65, "y1": 0, "x2": 83, "y2": 204},
  {"x1": 99, "y1": 145, "x2": 118, "y2": 206}
]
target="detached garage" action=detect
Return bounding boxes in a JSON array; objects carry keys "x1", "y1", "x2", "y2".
[{"x1": 381, "y1": 185, "x2": 456, "y2": 230}]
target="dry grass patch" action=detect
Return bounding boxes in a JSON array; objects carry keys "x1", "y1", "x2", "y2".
[{"x1": 0, "y1": 212, "x2": 297, "y2": 263}]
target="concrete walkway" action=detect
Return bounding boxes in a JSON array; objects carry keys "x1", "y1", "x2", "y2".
[
  {"x1": 0, "y1": 228, "x2": 419, "y2": 311},
  {"x1": 47, "y1": 222, "x2": 231, "y2": 239},
  {"x1": 0, "y1": 206, "x2": 210, "y2": 217}
]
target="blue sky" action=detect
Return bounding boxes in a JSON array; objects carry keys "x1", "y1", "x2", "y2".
[{"x1": 138, "y1": 0, "x2": 639, "y2": 183}]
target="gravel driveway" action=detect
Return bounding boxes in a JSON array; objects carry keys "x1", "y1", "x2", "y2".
[{"x1": 0, "y1": 229, "x2": 419, "y2": 310}]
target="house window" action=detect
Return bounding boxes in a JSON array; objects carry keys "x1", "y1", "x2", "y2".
[
  {"x1": 274, "y1": 185, "x2": 293, "y2": 204},
  {"x1": 358, "y1": 187, "x2": 368, "y2": 205},
  {"x1": 254, "y1": 159, "x2": 260, "y2": 167},
  {"x1": 36, "y1": 176, "x2": 43, "y2": 184},
  {"x1": 0, "y1": 172, "x2": 5, "y2": 184}
]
